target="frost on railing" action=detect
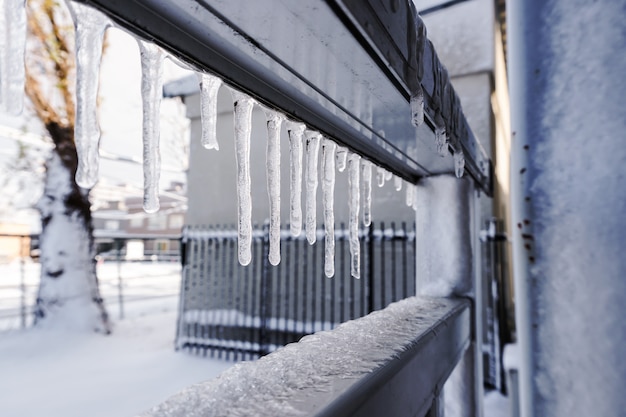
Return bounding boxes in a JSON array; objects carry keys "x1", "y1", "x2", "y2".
[{"x1": 1, "y1": 0, "x2": 475, "y2": 277}]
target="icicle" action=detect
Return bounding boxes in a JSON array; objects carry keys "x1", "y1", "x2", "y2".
[
  {"x1": 376, "y1": 166, "x2": 386, "y2": 187},
  {"x1": 0, "y1": 0, "x2": 26, "y2": 115},
  {"x1": 197, "y1": 72, "x2": 222, "y2": 150},
  {"x1": 265, "y1": 110, "x2": 283, "y2": 266},
  {"x1": 434, "y1": 111, "x2": 448, "y2": 157},
  {"x1": 137, "y1": 40, "x2": 164, "y2": 213},
  {"x1": 410, "y1": 85, "x2": 424, "y2": 127},
  {"x1": 67, "y1": 1, "x2": 111, "y2": 189},
  {"x1": 361, "y1": 161, "x2": 372, "y2": 227},
  {"x1": 454, "y1": 149, "x2": 466, "y2": 178},
  {"x1": 321, "y1": 138, "x2": 336, "y2": 278},
  {"x1": 304, "y1": 130, "x2": 321, "y2": 245},
  {"x1": 405, "y1": 181, "x2": 415, "y2": 207},
  {"x1": 394, "y1": 175, "x2": 403, "y2": 191},
  {"x1": 348, "y1": 153, "x2": 361, "y2": 279},
  {"x1": 232, "y1": 91, "x2": 255, "y2": 266},
  {"x1": 384, "y1": 169, "x2": 392, "y2": 181},
  {"x1": 336, "y1": 146, "x2": 348, "y2": 172},
  {"x1": 286, "y1": 121, "x2": 305, "y2": 237}
]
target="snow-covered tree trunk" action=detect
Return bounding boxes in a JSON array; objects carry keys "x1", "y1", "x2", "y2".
[{"x1": 34, "y1": 124, "x2": 110, "y2": 333}]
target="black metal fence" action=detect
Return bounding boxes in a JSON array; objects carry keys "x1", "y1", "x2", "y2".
[{"x1": 176, "y1": 222, "x2": 416, "y2": 360}]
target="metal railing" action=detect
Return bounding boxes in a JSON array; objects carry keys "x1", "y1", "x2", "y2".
[
  {"x1": 176, "y1": 222, "x2": 416, "y2": 360},
  {"x1": 0, "y1": 234, "x2": 182, "y2": 331}
]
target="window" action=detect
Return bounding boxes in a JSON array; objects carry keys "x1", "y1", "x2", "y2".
[
  {"x1": 104, "y1": 220, "x2": 119, "y2": 230},
  {"x1": 129, "y1": 217, "x2": 144, "y2": 228},
  {"x1": 169, "y1": 214, "x2": 184, "y2": 229},
  {"x1": 147, "y1": 214, "x2": 167, "y2": 230}
]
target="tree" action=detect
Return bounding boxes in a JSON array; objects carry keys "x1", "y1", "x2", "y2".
[{"x1": 25, "y1": 0, "x2": 110, "y2": 332}]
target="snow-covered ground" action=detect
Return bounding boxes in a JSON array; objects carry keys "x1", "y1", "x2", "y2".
[{"x1": 0, "y1": 302, "x2": 233, "y2": 417}]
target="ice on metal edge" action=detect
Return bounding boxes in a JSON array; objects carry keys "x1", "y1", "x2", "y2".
[
  {"x1": 348, "y1": 152, "x2": 361, "y2": 279},
  {"x1": 232, "y1": 91, "x2": 255, "y2": 266},
  {"x1": 321, "y1": 138, "x2": 336, "y2": 278},
  {"x1": 137, "y1": 40, "x2": 164, "y2": 214},
  {"x1": 361, "y1": 160, "x2": 372, "y2": 227},
  {"x1": 394, "y1": 175, "x2": 403, "y2": 191},
  {"x1": 376, "y1": 166, "x2": 385, "y2": 187},
  {"x1": 286, "y1": 121, "x2": 305, "y2": 237},
  {"x1": 410, "y1": 85, "x2": 425, "y2": 127},
  {"x1": 304, "y1": 130, "x2": 321, "y2": 245},
  {"x1": 0, "y1": 0, "x2": 26, "y2": 115},
  {"x1": 336, "y1": 146, "x2": 348, "y2": 172},
  {"x1": 197, "y1": 72, "x2": 222, "y2": 150},
  {"x1": 265, "y1": 109, "x2": 283, "y2": 266},
  {"x1": 454, "y1": 149, "x2": 465, "y2": 178},
  {"x1": 67, "y1": 1, "x2": 111, "y2": 189},
  {"x1": 405, "y1": 181, "x2": 414, "y2": 207}
]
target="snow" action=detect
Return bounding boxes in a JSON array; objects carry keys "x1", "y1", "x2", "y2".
[
  {"x1": 137, "y1": 40, "x2": 164, "y2": 214},
  {"x1": 0, "y1": 307, "x2": 233, "y2": 417},
  {"x1": 264, "y1": 109, "x2": 283, "y2": 266},
  {"x1": 231, "y1": 91, "x2": 255, "y2": 266},
  {"x1": 140, "y1": 297, "x2": 461, "y2": 417},
  {"x1": 67, "y1": 0, "x2": 110, "y2": 189},
  {"x1": 197, "y1": 72, "x2": 222, "y2": 150}
]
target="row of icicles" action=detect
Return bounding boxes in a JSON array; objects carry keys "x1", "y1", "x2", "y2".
[{"x1": 0, "y1": 0, "x2": 464, "y2": 279}]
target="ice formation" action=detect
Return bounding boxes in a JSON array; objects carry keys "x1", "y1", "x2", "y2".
[
  {"x1": 405, "y1": 181, "x2": 414, "y2": 207},
  {"x1": 67, "y1": 1, "x2": 111, "y2": 189},
  {"x1": 286, "y1": 122, "x2": 305, "y2": 237},
  {"x1": 335, "y1": 146, "x2": 348, "y2": 172},
  {"x1": 137, "y1": 40, "x2": 164, "y2": 214},
  {"x1": 376, "y1": 166, "x2": 386, "y2": 187},
  {"x1": 454, "y1": 149, "x2": 465, "y2": 178},
  {"x1": 265, "y1": 109, "x2": 284, "y2": 266},
  {"x1": 0, "y1": 0, "x2": 26, "y2": 115},
  {"x1": 348, "y1": 152, "x2": 361, "y2": 279},
  {"x1": 197, "y1": 72, "x2": 222, "y2": 150},
  {"x1": 410, "y1": 86, "x2": 425, "y2": 127},
  {"x1": 304, "y1": 130, "x2": 321, "y2": 245},
  {"x1": 361, "y1": 160, "x2": 372, "y2": 227},
  {"x1": 321, "y1": 138, "x2": 336, "y2": 278},
  {"x1": 394, "y1": 175, "x2": 403, "y2": 191},
  {"x1": 232, "y1": 91, "x2": 255, "y2": 266}
]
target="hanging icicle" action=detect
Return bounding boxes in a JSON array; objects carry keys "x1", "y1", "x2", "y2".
[
  {"x1": 405, "y1": 181, "x2": 415, "y2": 207},
  {"x1": 232, "y1": 91, "x2": 255, "y2": 266},
  {"x1": 454, "y1": 148, "x2": 466, "y2": 178},
  {"x1": 67, "y1": 1, "x2": 111, "y2": 189},
  {"x1": 286, "y1": 121, "x2": 305, "y2": 237},
  {"x1": 336, "y1": 146, "x2": 348, "y2": 172},
  {"x1": 394, "y1": 175, "x2": 403, "y2": 191},
  {"x1": 348, "y1": 152, "x2": 361, "y2": 279},
  {"x1": 137, "y1": 40, "x2": 164, "y2": 214},
  {"x1": 321, "y1": 138, "x2": 336, "y2": 278},
  {"x1": 304, "y1": 130, "x2": 321, "y2": 245},
  {"x1": 361, "y1": 160, "x2": 372, "y2": 227},
  {"x1": 376, "y1": 166, "x2": 386, "y2": 187},
  {"x1": 197, "y1": 72, "x2": 222, "y2": 150},
  {"x1": 265, "y1": 109, "x2": 283, "y2": 266},
  {"x1": 0, "y1": 0, "x2": 26, "y2": 115}
]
